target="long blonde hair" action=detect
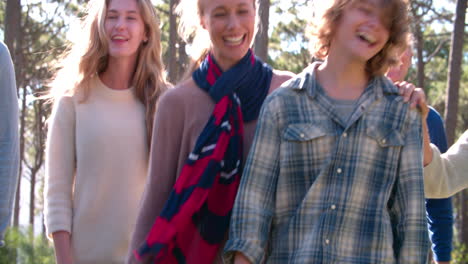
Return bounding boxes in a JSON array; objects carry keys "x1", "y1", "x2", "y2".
[
  {"x1": 47, "y1": 0, "x2": 168, "y2": 145},
  {"x1": 176, "y1": 0, "x2": 258, "y2": 80}
]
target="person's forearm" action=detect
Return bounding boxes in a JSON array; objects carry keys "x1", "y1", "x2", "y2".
[
  {"x1": 426, "y1": 197, "x2": 453, "y2": 263},
  {"x1": 423, "y1": 121, "x2": 433, "y2": 166},
  {"x1": 52, "y1": 231, "x2": 73, "y2": 264}
]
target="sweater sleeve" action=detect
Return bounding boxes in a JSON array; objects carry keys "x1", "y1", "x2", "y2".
[
  {"x1": 424, "y1": 130, "x2": 468, "y2": 198},
  {"x1": 425, "y1": 108, "x2": 453, "y2": 262},
  {"x1": 127, "y1": 89, "x2": 186, "y2": 263},
  {"x1": 0, "y1": 42, "x2": 19, "y2": 244},
  {"x1": 426, "y1": 198, "x2": 453, "y2": 261},
  {"x1": 44, "y1": 96, "x2": 76, "y2": 239}
]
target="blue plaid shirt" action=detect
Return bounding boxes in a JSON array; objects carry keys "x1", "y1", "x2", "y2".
[{"x1": 224, "y1": 63, "x2": 429, "y2": 263}]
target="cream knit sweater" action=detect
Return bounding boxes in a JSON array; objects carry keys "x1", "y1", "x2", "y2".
[{"x1": 44, "y1": 76, "x2": 148, "y2": 264}]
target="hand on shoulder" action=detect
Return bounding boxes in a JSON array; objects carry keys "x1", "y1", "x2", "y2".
[{"x1": 393, "y1": 81, "x2": 429, "y2": 120}]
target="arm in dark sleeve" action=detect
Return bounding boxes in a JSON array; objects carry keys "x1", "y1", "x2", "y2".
[
  {"x1": 425, "y1": 107, "x2": 453, "y2": 262},
  {"x1": 426, "y1": 198, "x2": 453, "y2": 262}
]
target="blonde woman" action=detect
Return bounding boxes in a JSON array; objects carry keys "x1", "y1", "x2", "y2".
[
  {"x1": 127, "y1": 0, "x2": 294, "y2": 263},
  {"x1": 43, "y1": 0, "x2": 168, "y2": 263}
]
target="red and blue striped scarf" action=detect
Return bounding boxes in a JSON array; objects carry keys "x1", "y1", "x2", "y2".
[{"x1": 135, "y1": 49, "x2": 272, "y2": 263}]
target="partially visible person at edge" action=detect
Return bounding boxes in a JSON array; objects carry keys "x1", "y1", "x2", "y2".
[
  {"x1": 423, "y1": 129, "x2": 468, "y2": 198},
  {"x1": 225, "y1": 0, "x2": 429, "y2": 263},
  {"x1": 387, "y1": 46, "x2": 453, "y2": 264},
  {"x1": 0, "y1": 41, "x2": 20, "y2": 248},
  {"x1": 43, "y1": 0, "x2": 169, "y2": 263},
  {"x1": 126, "y1": 0, "x2": 295, "y2": 263}
]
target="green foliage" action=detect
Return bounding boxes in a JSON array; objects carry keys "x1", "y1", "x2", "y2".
[
  {"x1": 268, "y1": 47, "x2": 311, "y2": 74},
  {"x1": 452, "y1": 242, "x2": 468, "y2": 264},
  {"x1": 268, "y1": 1, "x2": 311, "y2": 73},
  {"x1": 0, "y1": 228, "x2": 55, "y2": 264},
  {"x1": 153, "y1": 0, "x2": 170, "y2": 60},
  {"x1": 423, "y1": 27, "x2": 468, "y2": 134},
  {"x1": 0, "y1": 1, "x2": 4, "y2": 33},
  {"x1": 417, "y1": 27, "x2": 451, "y2": 101}
]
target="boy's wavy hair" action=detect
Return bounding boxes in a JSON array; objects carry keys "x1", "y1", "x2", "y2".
[{"x1": 308, "y1": 0, "x2": 411, "y2": 77}]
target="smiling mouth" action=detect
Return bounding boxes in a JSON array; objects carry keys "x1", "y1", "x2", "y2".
[
  {"x1": 224, "y1": 34, "x2": 245, "y2": 46},
  {"x1": 112, "y1": 36, "x2": 128, "y2": 42},
  {"x1": 357, "y1": 31, "x2": 377, "y2": 45}
]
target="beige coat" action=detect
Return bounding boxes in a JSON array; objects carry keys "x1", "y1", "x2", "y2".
[{"x1": 424, "y1": 130, "x2": 468, "y2": 198}]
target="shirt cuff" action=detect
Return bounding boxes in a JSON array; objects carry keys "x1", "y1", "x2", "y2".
[
  {"x1": 45, "y1": 222, "x2": 72, "y2": 240},
  {"x1": 433, "y1": 251, "x2": 452, "y2": 262},
  {"x1": 223, "y1": 239, "x2": 265, "y2": 264}
]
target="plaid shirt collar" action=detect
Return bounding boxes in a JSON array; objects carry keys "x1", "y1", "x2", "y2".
[{"x1": 292, "y1": 62, "x2": 399, "y2": 101}]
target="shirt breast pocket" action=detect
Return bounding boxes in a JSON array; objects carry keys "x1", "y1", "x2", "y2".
[
  {"x1": 281, "y1": 123, "x2": 330, "y2": 166},
  {"x1": 279, "y1": 123, "x2": 330, "y2": 207},
  {"x1": 366, "y1": 125, "x2": 405, "y2": 148},
  {"x1": 283, "y1": 123, "x2": 327, "y2": 142},
  {"x1": 360, "y1": 124, "x2": 406, "y2": 191}
]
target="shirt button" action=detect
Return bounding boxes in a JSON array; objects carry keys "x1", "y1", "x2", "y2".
[
  {"x1": 325, "y1": 239, "x2": 330, "y2": 244},
  {"x1": 381, "y1": 139, "x2": 386, "y2": 144},
  {"x1": 337, "y1": 168, "x2": 342, "y2": 174},
  {"x1": 342, "y1": 132, "x2": 348, "y2": 138},
  {"x1": 331, "y1": 204, "x2": 336, "y2": 210},
  {"x1": 300, "y1": 133, "x2": 305, "y2": 138}
]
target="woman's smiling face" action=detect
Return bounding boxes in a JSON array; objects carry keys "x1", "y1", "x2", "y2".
[
  {"x1": 200, "y1": 0, "x2": 256, "y2": 70},
  {"x1": 104, "y1": 0, "x2": 147, "y2": 60}
]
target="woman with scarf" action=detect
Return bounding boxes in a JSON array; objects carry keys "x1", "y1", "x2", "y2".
[{"x1": 126, "y1": 0, "x2": 294, "y2": 263}]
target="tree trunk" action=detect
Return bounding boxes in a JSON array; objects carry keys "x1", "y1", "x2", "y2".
[
  {"x1": 414, "y1": 24, "x2": 425, "y2": 89},
  {"x1": 13, "y1": 86, "x2": 26, "y2": 228},
  {"x1": 444, "y1": 0, "x2": 466, "y2": 145},
  {"x1": 4, "y1": 0, "x2": 21, "y2": 60},
  {"x1": 460, "y1": 191, "x2": 468, "y2": 244},
  {"x1": 42, "y1": 216, "x2": 46, "y2": 239},
  {"x1": 177, "y1": 39, "x2": 188, "y2": 81},
  {"x1": 253, "y1": 0, "x2": 270, "y2": 61},
  {"x1": 168, "y1": 0, "x2": 179, "y2": 82},
  {"x1": 29, "y1": 169, "x2": 37, "y2": 230},
  {"x1": 28, "y1": 100, "x2": 46, "y2": 232}
]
